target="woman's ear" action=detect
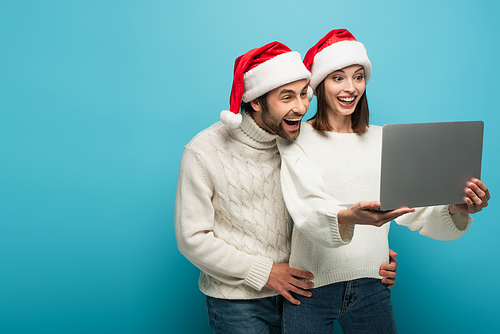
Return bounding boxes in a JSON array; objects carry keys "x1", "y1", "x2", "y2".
[{"x1": 250, "y1": 99, "x2": 262, "y2": 112}]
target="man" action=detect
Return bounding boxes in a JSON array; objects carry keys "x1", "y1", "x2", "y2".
[{"x1": 175, "y1": 42, "x2": 398, "y2": 333}]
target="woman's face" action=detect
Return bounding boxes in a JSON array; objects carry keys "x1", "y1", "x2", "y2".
[{"x1": 323, "y1": 64, "x2": 366, "y2": 118}]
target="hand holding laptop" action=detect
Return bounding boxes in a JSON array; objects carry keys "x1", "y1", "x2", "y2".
[
  {"x1": 337, "y1": 121, "x2": 490, "y2": 226},
  {"x1": 448, "y1": 178, "x2": 490, "y2": 215},
  {"x1": 338, "y1": 177, "x2": 490, "y2": 228},
  {"x1": 337, "y1": 201, "x2": 415, "y2": 227},
  {"x1": 379, "y1": 121, "x2": 484, "y2": 210}
]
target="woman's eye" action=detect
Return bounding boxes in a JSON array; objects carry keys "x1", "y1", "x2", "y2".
[
  {"x1": 333, "y1": 76, "x2": 342, "y2": 82},
  {"x1": 355, "y1": 75, "x2": 364, "y2": 80}
]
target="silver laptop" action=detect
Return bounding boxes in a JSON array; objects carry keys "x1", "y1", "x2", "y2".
[{"x1": 378, "y1": 121, "x2": 484, "y2": 211}]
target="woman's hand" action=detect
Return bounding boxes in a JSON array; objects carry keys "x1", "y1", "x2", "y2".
[
  {"x1": 449, "y1": 179, "x2": 490, "y2": 215},
  {"x1": 338, "y1": 201, "x2": 415, "y2": 227}
]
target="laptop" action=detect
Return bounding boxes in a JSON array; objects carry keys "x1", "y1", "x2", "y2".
[{"x1": 378, "y1": 121, "x2": 484, "y2": 211}]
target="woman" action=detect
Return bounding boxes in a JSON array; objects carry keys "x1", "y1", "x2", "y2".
[{"x1": 276, "y1": 29, "x2": 490, "y2": 333}]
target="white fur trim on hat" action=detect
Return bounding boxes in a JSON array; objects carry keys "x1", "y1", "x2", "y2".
[
  {"x1": 309, "y1": 40, "x2": 372, "y2": 91},
  {"x1": 220, "y1": 109, "x2": 242, "y2": 128},
  {"x1": 307, "y1": 86, "x2": 314, "y2": 101},
  {"x1": 242, "y1": 51, "x2": 311, "y2": 102}
]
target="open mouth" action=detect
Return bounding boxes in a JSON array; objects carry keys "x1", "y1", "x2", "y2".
[
  {"x1": 283, "y1": 118, "x2": 301, "y2": 128},
  {"x1": 337, "y1": 96, "x2": 356, "y2": 107}
]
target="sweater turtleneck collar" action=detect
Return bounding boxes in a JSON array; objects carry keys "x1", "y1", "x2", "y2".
[{"x1": 230, "y1": 111, "x2": 278, "y2": 149}]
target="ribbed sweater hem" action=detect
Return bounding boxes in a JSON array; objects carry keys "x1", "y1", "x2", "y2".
[
  {"x1": 312, "y1": 267, "x2": 384, "y2": 289},
  {"x1": 200, "y1": 287, "x2": 280, "y2": 300}
]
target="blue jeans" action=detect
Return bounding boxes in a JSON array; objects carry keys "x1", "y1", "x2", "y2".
[
  {"x1": 283, "y1": 278, "x2": 397, "y2": 334},
  {"x1": 206, "y1": 295, "x2": 283, "y2": 334}
]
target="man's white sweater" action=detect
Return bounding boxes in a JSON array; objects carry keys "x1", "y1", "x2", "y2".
[
  {"x1": 277, "y1": 123, "x2": 472, "y2": 289},
  {"x1": 175, "y1": 112, "x2": 291, "y2": 300}
]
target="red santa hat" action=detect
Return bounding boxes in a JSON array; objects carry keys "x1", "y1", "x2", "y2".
[
  {"x1": 221, "y1": 41, "x2": 311, "y2": 128},
  {"x1": 303, "y1": 29, "x2": 372, "y2": 93}
]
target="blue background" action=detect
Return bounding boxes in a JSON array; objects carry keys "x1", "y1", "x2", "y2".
[{"x1": 1, "y1": 0, "x2": 498, "y2": 333}]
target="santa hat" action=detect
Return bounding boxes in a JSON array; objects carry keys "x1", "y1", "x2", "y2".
[
  {"x1": 303, "y1": 29, "x2": 372, "y2": 93},
  {"x1": 221, "y1": 41, "x2": 311, "y2": 128}
]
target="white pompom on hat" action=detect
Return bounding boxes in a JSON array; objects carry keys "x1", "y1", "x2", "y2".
[
  {"x1": 303, "y1": 29, "x2": 372, "y2": 93},
  {"x1": 221, "y1": 42, "x2": 311, "y2": 128}
]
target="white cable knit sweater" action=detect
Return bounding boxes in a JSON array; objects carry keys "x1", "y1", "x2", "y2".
[
  {"x1": 277, "y1": 123, "x2": 472, "y2": 289},
  {"x1": 175, "y1": 112, "x2": 291, "y2": 300}
]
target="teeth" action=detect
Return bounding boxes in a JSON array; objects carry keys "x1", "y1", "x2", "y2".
[
  {"x1": 284, "y1": 118, "x2": 301, "y2": 121},
  {"x1": 338, "y1": 97, "x2": 355, "y2": 103}
]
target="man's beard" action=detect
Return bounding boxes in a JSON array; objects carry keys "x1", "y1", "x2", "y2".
[{"x1": 260, "y1": 104, "x2": 300, "y2": 140}]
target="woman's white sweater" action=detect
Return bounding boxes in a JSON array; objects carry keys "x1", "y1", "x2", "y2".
[{"x1": 277, "y1": 123, "x2": 471, "y2": 288}]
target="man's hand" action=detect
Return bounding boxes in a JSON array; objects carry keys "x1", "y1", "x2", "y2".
[
  {"x1": 266, "y1": 263, "x2": 314, "y2": 305},
  {"x1": 338, "y1": 201, "x2": 415, "y2": 227},
  {"x1": 449, "y1": 179, "x2": 491, "y2": 215},
  {"x1": 379, "y1": 249, "x2": 398, "y2": 289}
]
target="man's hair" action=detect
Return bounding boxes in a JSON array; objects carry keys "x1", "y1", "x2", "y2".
[
  {"x1": 308, "y1": 80, "x2": 369, "y2": 134},
  {"x1": 241, "y1": 93, "x2": 269, "y2": 114}
]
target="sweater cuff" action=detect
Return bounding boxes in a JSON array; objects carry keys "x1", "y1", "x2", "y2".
[
  {"x1": 328, "y1": 205, "x2": 355, "y2": 245},
  {"x1": 451, "y1": 212, "x2": 470, "y2": 231},
  {"x1": 244, "y1": 256, "x2": 274, "y2": 291},
  {"x1": 429, "y1": 205, "x2": 472, "y2": 240},
  {"x1": 338, "y1": 221, "x2": 355, "y2": 243}
]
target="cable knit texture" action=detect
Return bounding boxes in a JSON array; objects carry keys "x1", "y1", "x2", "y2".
[
  {"x1": 277, "y1": 123, "x2": 472, "y2": 289},
  {"x1": 175, "y1": 112, "x2": 291, "y2": 299}
]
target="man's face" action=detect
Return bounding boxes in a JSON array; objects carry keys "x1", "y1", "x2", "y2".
[{"x1": 251, "y1": 79, "x2": 309, "y2": 140}]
